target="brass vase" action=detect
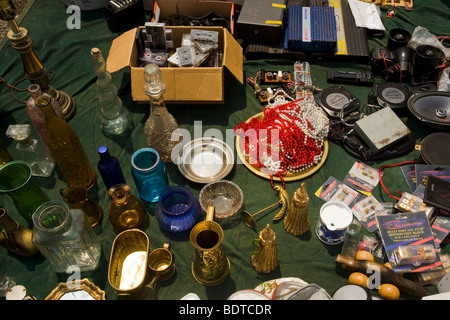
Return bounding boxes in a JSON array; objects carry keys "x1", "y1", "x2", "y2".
[
  {"x1": 0, "y1": 208, "x2": 39, "y2": 257},
  {"x1": 190, "y1": 206, "x2": 230, "y2": 286},
  {"x1": 283, "y1": 182, "x2": 310, "y2": 236},
  {"x1": 251, "y1": 224, "x2": 279, "y2": 273}
]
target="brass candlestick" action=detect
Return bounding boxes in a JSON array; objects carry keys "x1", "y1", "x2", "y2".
[{"x1": 0, "y1": 0, "x2": 76, "y2": 120}]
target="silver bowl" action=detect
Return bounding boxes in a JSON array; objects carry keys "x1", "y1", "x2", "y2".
[{"x1": 199, "y1": 180, "x2": 244, "y2": 219}]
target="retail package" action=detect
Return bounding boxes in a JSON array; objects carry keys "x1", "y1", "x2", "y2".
[
  {"x1": 377, "y1": 211, "x2": 443, "y2": 273},
  {"x1": 107, "y1": 26, "x2": 243, "y2": 104}
]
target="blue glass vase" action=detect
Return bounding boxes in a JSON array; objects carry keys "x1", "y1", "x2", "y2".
[
  {"x1": 155, "y1": 186, "x2": 202, "y2": 233},
  {"x1": 97, "y1": 146, "x2": 126, "y2": 190},
  {"x1": 131, "y1": 148, "x2": 169, "y2": 203}
]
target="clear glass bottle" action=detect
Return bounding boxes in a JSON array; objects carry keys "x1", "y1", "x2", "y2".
[
  {"x1": 108, "y1": 183, "x2": 148, "y2": 234},
  {"x1": 26, "y1": 84, "x2": 64, "y2": 160},
  {"x1": 143, "y1": 63, "x2": 181, "y2": 162},
  {"x1": 31, "y1": 200, "x2": 102, "y2": 273},
  {"x1": 97, "y1": 145, "x2": 126, "y2": 190},
  {"x1": 36, "y1": 94, "x2": 97, "y2": 190},
  {"x1": 6, "y1": 124, "x2": 55, "y2": 177},
  {"x1": 91, "y1": 47, "x2": 132, "y2": 137}
]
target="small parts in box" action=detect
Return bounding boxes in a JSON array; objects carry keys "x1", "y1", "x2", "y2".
[
  {"x1": 344, "y1": 162, "x2": 380, "y2": 195},
  {"x1": 392, "y1": 244, "x2": 437, "y2": 268},
  {"x1": 168, "y1": 30, "x2": 220, "y2": 68}
]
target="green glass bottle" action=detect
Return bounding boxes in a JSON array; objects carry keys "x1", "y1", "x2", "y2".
[{"x1": 36, "y1": 94, "x2": 97, "y2": 189}]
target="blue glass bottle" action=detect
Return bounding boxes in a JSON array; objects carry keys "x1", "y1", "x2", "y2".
[
  {"x1": 131, "y1": 148, "x2": 169, "y2": 203},
  {"x1": 155, "y1": 186, "x2": 202, "y2": 234},
  {"x1": 97, "y1": 146, "x2": 126, "y2": 190}
]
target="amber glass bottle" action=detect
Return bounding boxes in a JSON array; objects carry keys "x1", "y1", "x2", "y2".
[
  {"x1": 108, "y1": 183, "x2": 148, "y2": 234},
  {"x1": 36, "y1": 94, "x2": 97, "y2": 189}
]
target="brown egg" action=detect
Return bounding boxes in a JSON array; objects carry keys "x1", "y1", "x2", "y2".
[
  {"x1": 356, "y1": 250, "x2": 374, "y2": 262},
  {"x1": 378, "y1": 283, "x2": 400, "y2": 300},
  {"x1": 348, "y1": 272, "x2": 368, "y2": 288}
]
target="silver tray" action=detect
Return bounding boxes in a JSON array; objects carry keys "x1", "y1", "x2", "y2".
[{"x1": 177, "y1": 137, "x2": 234, "y2": 184}]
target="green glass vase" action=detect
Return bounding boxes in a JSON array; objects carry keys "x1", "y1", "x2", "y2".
[{"x1": 0, "y1": 160, "x2": 49, "y2": 227}]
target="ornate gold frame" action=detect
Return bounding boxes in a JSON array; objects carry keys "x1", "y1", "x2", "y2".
[{"x1": 45, "y1": 278, "x2": 106, "y2": 300}]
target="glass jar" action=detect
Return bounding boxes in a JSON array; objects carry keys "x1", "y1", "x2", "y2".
[
  {"x1": 155, "y1": 186, "x2": 202, "y2": 234},
  {"x1": 131, "y1": 148, "x2": 169, "y2": 203},
  {"x1": 32, "y1": 200, "x2": 102, "y2": 273},
  {"x1": 0, "y1": 160, "x2": 49, "y2": 227}
]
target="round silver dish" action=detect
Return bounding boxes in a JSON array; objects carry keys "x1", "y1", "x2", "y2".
[{"x1": 177, "y1": 137, "x2": 234, "y2": 184}]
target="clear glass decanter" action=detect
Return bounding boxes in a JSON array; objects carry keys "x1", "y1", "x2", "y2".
[
  {"x1": 143, "y1": 63, "x2": 181, "y2": 162},
  {"x1": 91, "y1": 47, "x2": 132, "y2": 137},
  {"x1": 6, "y1": 124, "x2": 55, "y2": 177}
]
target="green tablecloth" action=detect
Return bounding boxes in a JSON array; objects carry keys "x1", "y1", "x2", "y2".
[{"x1": 0, "y1": 0, "x2": 449, "y2": 302}]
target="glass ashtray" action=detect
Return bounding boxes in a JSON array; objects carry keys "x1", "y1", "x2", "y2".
[{"x1": 199, "y1": 180, "x2": 243, "y2": 219}]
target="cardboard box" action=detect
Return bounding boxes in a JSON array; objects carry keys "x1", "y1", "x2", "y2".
[{"x1": 106, "y1": 26, "x2": 243, "y2": 104}]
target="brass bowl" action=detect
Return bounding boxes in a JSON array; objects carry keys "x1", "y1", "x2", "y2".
[
  {"x1": 108, "y1": 229, "x2": 150, "y2": 299},
  {"x1": 199, "y1": 180, "x2": 243, "y2": 219}
]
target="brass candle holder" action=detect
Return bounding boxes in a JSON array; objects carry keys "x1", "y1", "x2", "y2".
[{"x1": 0, "y1": 0, "x2": 76, "y2": 120}]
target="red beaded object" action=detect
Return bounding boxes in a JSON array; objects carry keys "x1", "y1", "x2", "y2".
[{"x1": 235, "y1": 99, "x2": 329, "y2": 188}]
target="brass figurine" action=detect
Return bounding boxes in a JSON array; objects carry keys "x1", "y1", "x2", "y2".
[
  {"x1": 0, "y1": 0, "x2": 75, "y2": 120},
  {"x1": 283, "y1": 182, "x2": 310, "y2": 236},
  {"x1": 251, "y1": 224, "x2": 279, "y2": 273}
]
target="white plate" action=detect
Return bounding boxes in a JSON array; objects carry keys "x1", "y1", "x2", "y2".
[{"x1": 254, "y1": 277, "x2": 308, "y2": 300}]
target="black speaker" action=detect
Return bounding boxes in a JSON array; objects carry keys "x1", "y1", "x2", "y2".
[
  {"x1": 370, "y1": 46, "x2": 396, "y2": 77},
  {"x1": 407, "y1": 91, "x2": 450, "y2": 128},
  {"x1": 388, "y1": 28, "x2": 411, "y2": 50},
  {"x1": 314, "y1": 86, "x2": 360, "y2": 118},
  {"x1": 413, "y1": 45, "x2": 445, "y2": 83},
  {"x1": 394, "y1": 47, "x2": 415, "y2": 81},
  {"x1": 371, "y1": 82, "x2": 411, "y2": 110},
  {"x1": 420, "y1": 132, "x2": 450, "y2": 165}
]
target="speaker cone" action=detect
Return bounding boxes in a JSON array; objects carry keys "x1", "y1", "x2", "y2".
[
  {"x1": 407, "y1": 91, "x2": 450, "y2": 127},
  {"x1": 420, "y1": 132, "x2": 450, "y2": 165},
  {"x1": 314, "y1": 86, "x2": 360, "y2": 118},
  {"x1": 372, "y1": 82, "x2": 411, "y2": 109},
  {"x1": 413, "y1": 45, "x2": 445, "y2": 83},
  {"x1": 388, "y1": 28, "x2": 411, "y2": 50}
]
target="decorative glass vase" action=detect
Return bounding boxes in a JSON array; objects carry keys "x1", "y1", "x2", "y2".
[
  {"x1": 91, "y1": 47, "x2": 132, "y2": 137},
  {"x1": 97, "y1": 145, "x2": 126, "y2": 190},
  {"x1": 108, "y1": 183, "x2": 148, "y2": 234},
  {"x1": 131, "y1": 147, "x2": 169, "y2": 203},
  {"x1": 143, "y1": 63, "x2": 181, "y2": 162},
  {"x1": 31, "y1": 200, "x2": 102, "y2": 273},
  {"x1": 0, "y1": 160, "x2": 49, "y2": 227},
  {"x1": 155, "y1": 186, "x2": 202, "y2": 234},
  {"x1": 36, "y1": 94, "x2": 97, "y2": 189}
]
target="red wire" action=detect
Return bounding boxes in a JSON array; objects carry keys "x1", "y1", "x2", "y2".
[{"x1": 378, "y1": 160, "x2": 423, "y2": 201}]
